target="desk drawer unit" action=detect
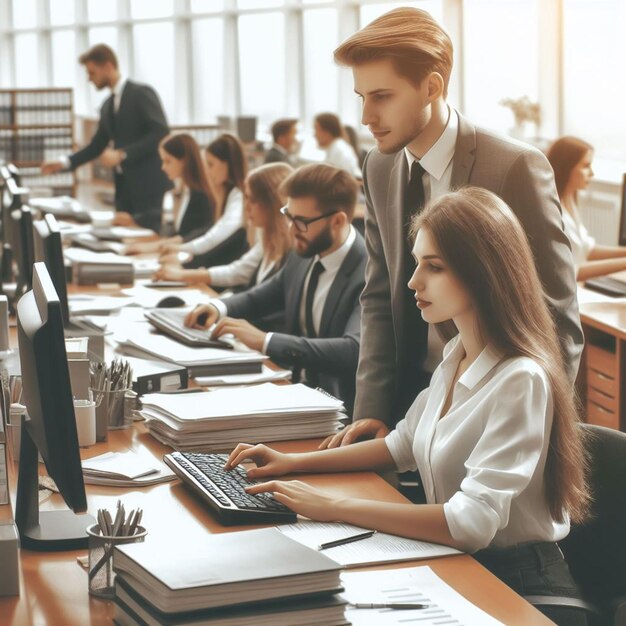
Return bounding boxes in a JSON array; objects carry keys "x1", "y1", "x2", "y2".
[{"x1": 585, "y1": 344, "x2": 619, "y2": 430}]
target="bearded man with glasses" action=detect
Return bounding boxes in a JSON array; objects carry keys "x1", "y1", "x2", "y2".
[{"x1": 185, "y1": 163, "x2": 366, "y2": 412}]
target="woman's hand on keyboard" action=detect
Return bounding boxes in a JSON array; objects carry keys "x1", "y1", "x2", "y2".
[
  {"x1": 245, "y1": 480, "x2": 338, "y2": 522},
  {"x1": 225, "y1": 443, "x2": 296, "y2": 479}
]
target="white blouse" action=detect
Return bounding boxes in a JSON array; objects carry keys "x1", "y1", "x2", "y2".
[
  {"x1": 385, "y1": 335, "x2": 569, "y2": 553},
  {"x1": 562, "y1": 207, "x2": 595, "y2": 270},
  {"x1": 180, "y1": 187, "x2": 244, "y2": 257},
  {"x1": 207, "y1": 239, "x2": 264, "y2": 288},
  {"x1": 325, "y1": 138, "x2": 361, "y2": 178}
]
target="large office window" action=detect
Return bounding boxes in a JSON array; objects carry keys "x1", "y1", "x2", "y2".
[
  {"x1": 0, "y1": 0, "x2": 623, "y2": 169},
  {"x1": 238, "y1": 12, "x2": 286, "y2": 125},
  {"x1": 463, "y1": 0, "x2": 538, "y2": 135},
  {"x1": 563, "y1": 0, "x2": 626, "y2": 162},
  {"x1": 133, "y1": 22, "x2": 176, "y2": 122}
]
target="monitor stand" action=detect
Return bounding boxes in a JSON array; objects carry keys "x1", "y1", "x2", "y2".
[{"x1": 14, "y1": 422, "x2": 95, "y2": 552}]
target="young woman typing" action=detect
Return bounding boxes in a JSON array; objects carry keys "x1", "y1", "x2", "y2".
[
  {"x1": 154, "y1": 163, "x2": 293, "y2": 290},
  {"x1": 158, "y1": 133, "x2": 247, "y2": 268},
  {"x1": 125, "y1": 133, "x2": 217, "y2": 255},
  {"x1": 226, "y1": 187, "x2": 590, "y2": 626},
  {"x1": 547, "y1": 136, "x2": 626, "y2": 281}
]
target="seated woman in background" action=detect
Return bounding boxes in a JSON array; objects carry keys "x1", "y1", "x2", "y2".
[
  {"x1": 125, "y1": 133, "x2": 216, "y2": 254},
  {"x1": 154, "y1": 162, "x2": 293, "y2": 291},
  {"x1": 226, "y1": 187, "x2": 591, "y2": 626},
  {"x1": 159, "y1": 133, "x2": 247, "y2": 268},
  {"x1": 314, "y1": 113, "x2": 361, "y2": 179},
  {"x1": 547, "y1": 136, "x2": 626, "y2": 281}
]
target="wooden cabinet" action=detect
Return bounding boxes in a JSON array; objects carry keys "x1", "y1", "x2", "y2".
[{"x1": 579, "y1": 289, "x2": 626, "y2": 431}]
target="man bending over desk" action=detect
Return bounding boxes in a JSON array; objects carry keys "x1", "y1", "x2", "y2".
[{"x1": 185, "y1": 164, "x2": 366, "y2": 413}]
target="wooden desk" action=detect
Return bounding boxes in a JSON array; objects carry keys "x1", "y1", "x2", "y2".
[
  {"x1": 0, "y1": 423, "x2": 551, "y2": 625},
  {"x1": 578, "y1": 282, "x2": 626, "y2": 430},
  {"x1": 0, "y1": 272, "x2": 551, "y2": 625}
]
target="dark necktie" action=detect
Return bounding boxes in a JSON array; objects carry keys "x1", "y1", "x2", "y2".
[
  {"x1": 304, "y1": 260, "x2": 325, "y2": 338},
  {"x1": 402, "y1": 160, "x2": 429, "y2": 403}
]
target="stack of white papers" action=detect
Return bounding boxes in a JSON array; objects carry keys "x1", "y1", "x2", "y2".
[
  {"x1": 342, "y1": 566, "x2": 504, "y2": 626},
  {"x1": 121, "y1": 286, "x2": 207, "y2": 308},
  {"x1": 68, "y1": 294, "x2": 137, "y2": 316},
  {"x1": 116, "y1": 331, "x2": 266, "y2": 376},
  {"x1": 81, "y1": 450, "x2": 177, "y2": 487},
  {"x1": 140, "y1": 383, "x2": 347, "y2": 452}
]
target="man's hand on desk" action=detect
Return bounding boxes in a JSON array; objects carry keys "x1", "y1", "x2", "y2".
[
  {"x1": 112, "y1": 211, "x2": 136, "y2": 226},
  {"x1": 319, "y1": 419, "x2": 390, "y2": 449},
  {"x1": 225, "y1": 442, "x2": 296, "y2": 479},
  {"x1": 213, "y1": 317, "x2": 266, "y2": 352},
  {"x1": 41, "y1": 160, "x2": 64, "y2": 175},
  {"x1": 185, "y1": 304, "x2": 219, "y2": 329}
]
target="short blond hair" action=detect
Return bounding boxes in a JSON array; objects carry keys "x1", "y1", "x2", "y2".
[{"x1": 334, "y1": 8, "x2": 453, "y2": 97}]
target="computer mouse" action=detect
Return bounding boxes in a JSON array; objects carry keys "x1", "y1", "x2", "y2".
[{"x1": 156, "y1": 295, "x2": 186, "y2": 308}]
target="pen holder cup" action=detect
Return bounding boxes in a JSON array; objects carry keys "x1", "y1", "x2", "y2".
[
  {"x1": 90, "y1": 387, "x2": 132, "y2": 431},
  {"x1": 86, "y1": 524, "x2": 147, "y2": 599}
]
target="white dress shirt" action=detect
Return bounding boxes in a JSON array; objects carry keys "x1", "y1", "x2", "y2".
[
  {"x1": 325, "y1": 138, "x2": 361, "y2": 178},
  {"x1": 404, "y1": 107, "x2": 458, "y2": 373},
  {"x1": 562, "y1": 206, "x2": 594, "y2": 270},
  {"x1": 180, "y1": 187, "x2": 244, "y2": 257},
  {"x1": 385, "y1": 335, "x2": 569, "y2": 553}
]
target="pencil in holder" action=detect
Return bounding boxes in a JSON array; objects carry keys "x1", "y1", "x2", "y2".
[
  {"x1": 90, "y1": 387, "x2": 132, "y2": 431},
  {"x1": 86, "y1": 524, "x2": 147, "y2": 599}
]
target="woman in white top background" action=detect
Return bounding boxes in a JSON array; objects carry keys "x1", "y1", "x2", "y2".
[
  {"x1": 125, "y1": 133, "x2": 217, "y2": 254},
  {"x1": 155, "y1": 162, "x2": 293, "y2": 293},
  {"x1": 547, "y1": 136, "x2": 626, "y2": 281},
  {"x1": 314, "y1": 112, "x2": 361, "y2": 179},
  {"x1": 226, "y1": 187, "x2": 590, "y2": 626},
  {"x1": 159, "y1": 133, "x2": 247, "y2": 268}
]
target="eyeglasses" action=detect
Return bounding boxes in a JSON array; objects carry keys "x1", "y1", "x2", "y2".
[{"x1": 280, "y1": 205, "x2": 339, "y2": 233}]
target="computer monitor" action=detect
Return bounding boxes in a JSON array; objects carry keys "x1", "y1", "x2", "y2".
[
  {"x1": 619, "y1": 173, "x2": 626, "y2": 247},
  {"x1": 15, "y1": 262, "x2": 95, "y2": 550},
  {"x1": 9, "y1": 205, "x2": 35, "y2": 296},
  {"x1": 33, "y1": 214, "x2": 70, "y2": 325}
]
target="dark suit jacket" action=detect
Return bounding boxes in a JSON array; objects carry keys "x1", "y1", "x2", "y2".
[
  {"x1": 264, "y1": 146, "x2": 290, "y2": 164},
  {"x1": 224, "y1": 232, "x2": 366, "y2": 413},
  {"x1": 354, "y1": 112, "x2": 584, "y2": 426},
  {"x1": 69, "y1": 80, "x2": 171, "y2": 227},
  {"x1": 180, "y1": 190, "x2": 215, "y2": 242}
]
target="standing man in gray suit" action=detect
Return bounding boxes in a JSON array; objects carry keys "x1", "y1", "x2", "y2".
[{"x1": 323, "y1": 7, "x2": 583, "y2": 447}]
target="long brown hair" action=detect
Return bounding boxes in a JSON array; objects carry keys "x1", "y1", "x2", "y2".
[
  {"x1": 246, "y1": 163, "x2": 293, "y2": 265},
  {"x1": 206, "y1": 133, "x2": 247, "y2": 218},
  {"x1": 546, "y1": 136, "x2": 593, "y2": 204},
  {"x1": 160, "y1": 133, "x2": 217, "y2": 223},
  {"x1": 411, "y1": 187, "x2": 589, "y2": 524}
]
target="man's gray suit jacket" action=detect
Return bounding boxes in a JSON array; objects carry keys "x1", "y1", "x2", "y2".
[
  {"x1": 224, "y1": 231, "x2": 367, "y2": 412},
  {"x1": 355, "y1": 112, "x2": 583, "y2": 426}
]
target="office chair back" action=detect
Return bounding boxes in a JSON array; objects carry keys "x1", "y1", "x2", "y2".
[{"x1": 560, "y1": 423, "x2": 626, "y2": 622}]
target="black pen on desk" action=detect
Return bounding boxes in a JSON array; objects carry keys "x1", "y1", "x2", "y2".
[
  {"x1": 318, "y1": 529, "x2": 376, "y2": 550},
  {"x1": 351, "y1": 602, "x2": 429, "y2": 610}
]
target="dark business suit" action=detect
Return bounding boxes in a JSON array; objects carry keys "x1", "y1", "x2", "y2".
[
  {"x1": 355, "y1": 111, "x2": 583, "y2": 426},
  {"x1": 69, "y1": 80, "x2": 171, "y2": 231},
  {"x1": 179, "y1": 190, "x2": 215, "y2": 242},
  {"x1": 224, "y1": 232, "x2": 366, "y2": 412},
  {"x1": 264, "y1": 145, "x2": 291, "y2": 164}
]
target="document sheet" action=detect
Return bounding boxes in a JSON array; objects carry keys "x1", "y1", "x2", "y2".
[{"x1": 342, "y1": 566, "x2": 505, "y2": 626}]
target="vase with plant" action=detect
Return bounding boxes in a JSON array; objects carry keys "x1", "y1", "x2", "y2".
[{"x1": 500, "y1": 96, "x2": 541, "y2": 140}]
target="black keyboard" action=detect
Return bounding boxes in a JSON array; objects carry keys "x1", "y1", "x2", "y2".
[
  {"x1": 584, "y1": 276, "x2": 626, "y2": 297},
  {"x1": 163, "y1": 452, "x2": 296, "y2": 525}
]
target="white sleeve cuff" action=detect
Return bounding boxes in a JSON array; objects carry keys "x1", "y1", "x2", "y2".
[
  {"x1": 262, "y1": 332, "x2": 274, "y2": 355},
  {"x1": 59, "y1": 154, "x2": 71, "y2": 168},
  {"x1": 211, "y1": 299, "x2": 228, "y2": 320}
]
